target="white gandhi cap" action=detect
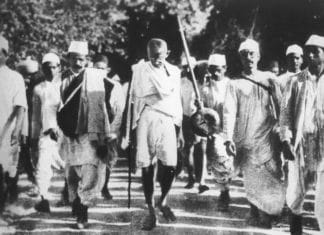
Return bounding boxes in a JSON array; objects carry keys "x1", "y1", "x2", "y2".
[
  {"x1": 208, "y1": 53, "x2": 226, "y2": 66},
  {"x1": 42, "y1": 53, "x2": 60, "y2": 64},
  {"x1": 0, "y1": 35, "x2": 9, "y2": 54},
  {"x1": 305, "y1": 34, "x2": 324, "y2": 48},
  {"x1": 68, "y1": 41, "x2": 88, "y2": 55},
  {"x1": 238, "y1": 38, "x2": 259, "y2": 53},
  {"x1": 286, "y1": 44, "x2": 303, "y2": 56}
]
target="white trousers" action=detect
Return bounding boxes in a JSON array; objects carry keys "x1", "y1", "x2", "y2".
[{"x1": 36, "y1": 135, "x2": 65, "y2": 198}]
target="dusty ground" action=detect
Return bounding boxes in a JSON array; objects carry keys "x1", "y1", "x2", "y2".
[{"x1": 0, "y1": 158, "x2": 321, "y2": 234}]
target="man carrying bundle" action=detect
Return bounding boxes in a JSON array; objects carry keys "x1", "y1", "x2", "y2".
[
  {"x1": 124, "y1": 38, "x2": 182, "y2": 230},
  {"x1": 58, "y1": 41, "x2": 113, "y2": 229},
  {"x1": 197, "y1": 53, "x2": 234, "y2": 211}
]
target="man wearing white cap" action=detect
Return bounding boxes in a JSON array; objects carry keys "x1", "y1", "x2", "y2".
[
  {"x1": 0, "y1": 35, "x2": 27, "y2": 225},
  {"x1": 191, "y1": 55, "x2": 228, "y2": 195},
  {"x1": 277, "y1": 44, "x2": 303, "y2": 91},
  {"x1": 55, "y1": 41, "x2": 90, "y2": 208},
  {"x1": 197, "y1": 53, "x2": 234, "y2": 211},
  {"x1": 31, "y1": 52, "x2": 65, "y2": 213},
  {"x1": 280, "y1": 34, "x2": 324, "y2": 234},
  {"x1": 58, "y1": 41, "x2": 114, "y2": 228},
  {"x1": 223, "y1": 38, "x2": 285, "y2": 228}
]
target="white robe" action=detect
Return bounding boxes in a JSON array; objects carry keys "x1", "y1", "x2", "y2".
[
  {"x1": 280, "y1": 69, "x2": 324, "y2": 227},
  {"x1": 223, "y1": 70, "x2": 285, "y2": 215}
]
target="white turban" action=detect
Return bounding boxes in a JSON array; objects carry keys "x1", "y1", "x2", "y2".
[
  {"x1": 42, "y1": 53, "x2": 60, "y2": 65},
  {"x1": 208, "y1": 54, "x2": 226, "y2": 67},
  {"x1": 68, "y1": 41, "x2": 88, "y2": 55},
  {"x1": 305, "y1": 34, "x2": 324, "y2": 49},
  {"x1": 238, "y1": 39, "x2": 259, "y2": 53},
  {"x1": 286, "y1": 44, "x2": 303, "y2": 56}
]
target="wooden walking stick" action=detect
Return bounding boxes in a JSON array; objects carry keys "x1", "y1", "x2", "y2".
[{"x1": 120, "y1": 76, "x2": 135, "y2": 209}]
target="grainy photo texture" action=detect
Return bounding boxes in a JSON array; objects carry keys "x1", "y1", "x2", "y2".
[{"x1": 0, "y1": 0, "x2": 323, "y2": 234}]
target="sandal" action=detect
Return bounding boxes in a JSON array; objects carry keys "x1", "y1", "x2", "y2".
[
  {"x1": 141, "y1": 213, "x2": 156, "y2": 231},
  {"x1": 159, "y1": 206, "x2": 176, "y2": 222}
]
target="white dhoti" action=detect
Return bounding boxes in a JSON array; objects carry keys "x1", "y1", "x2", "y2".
[
  {"x1": 286, "y1": 135, "x2": 319, "y2": 214},
  {"x1": 136, "y1": 106, "x2": 177, "y2": 168},
  {"x1": 36, "y1": 134, "x2": 65, "y2": 198},
  {"x1": 206, "y1": 134, "x2": 234, "y2": 185},
  {"x1": 0, "y1": 134, "x2": 20, "y2": 178},
  {"x1": 66, "y1": 163, "x2": 103, "y2": 206},
  {"x1": 61, "y1": 134, "x2": 103, "y2": 205},
  {"x1": 242, "y1": 156, "x2": 286, "y2": 215}
]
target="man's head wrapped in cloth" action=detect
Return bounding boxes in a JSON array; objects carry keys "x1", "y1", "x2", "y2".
[{"x1": 238, "y1": 38, "x2": 260, "y2": 73}]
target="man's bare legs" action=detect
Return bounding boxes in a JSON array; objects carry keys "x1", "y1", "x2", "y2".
[{"x1": 141, "y1": 161, "x2": 177, "y2": 230}]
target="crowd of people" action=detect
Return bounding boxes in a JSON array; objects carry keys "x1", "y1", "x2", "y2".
[{"x1": 0, "y1": 33, "x2": 323, "y2": 235}]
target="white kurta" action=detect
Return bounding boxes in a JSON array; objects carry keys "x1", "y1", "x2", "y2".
[
  {"x1": 280, "y1": 69, "x2": 324, "y2": 228},
  {"x1": 60, "y1": 68, "x2": 111, "y2": 166},
  {"x1": 223, "y1": 70, "x2": 285, "y2": 215},
  {"x1": 277, "y1": 71, "x2": 296, "y2": 92},
  {"x1": 32, "y1": 79, "x2": 65, "y2": 198},
  {"x1": 0, "y1": 66, "x2": 27, "y2": 177}
]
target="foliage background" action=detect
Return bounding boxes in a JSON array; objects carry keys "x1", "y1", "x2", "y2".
[{"x1": 1, "y1": 0, "x2": 324, "y2": 80}]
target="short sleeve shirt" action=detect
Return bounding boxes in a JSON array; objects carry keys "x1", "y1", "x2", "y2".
[{"x1": 0, "y1": 66, "x2": 27, "y2": 132}]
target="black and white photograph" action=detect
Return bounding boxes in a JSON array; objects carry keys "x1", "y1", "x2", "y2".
[{"x1": 0, "y1": 0, "x2": 323, "y2": 234}]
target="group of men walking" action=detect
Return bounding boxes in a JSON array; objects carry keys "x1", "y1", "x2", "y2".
[{"x1": 0, "y1": 32, "x2": 323, "y2": 235}]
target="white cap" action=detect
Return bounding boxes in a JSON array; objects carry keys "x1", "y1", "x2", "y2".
[
  {"x1": 68, "y1": 41, "x2": 88, "y2": 55},
  {"x1": 181, "y1": 56, "x2": 197, "y2": 67},
  {"x1": 208, "y1": 53, "x2": 226, "y2": 66},
  {"x1": 17, "y1": 58, "x2": 39, "y2": 74},
  {"x1": 305, "y1": 34, "x2": 324, "y2": 48},
  {"x1": 238, "y1": 38, "x2": 259, "y2": 53},
  {"x1": 42, "y1": 53, "x2": 60, "y2": 64},
  {"x1": 286, "y1": 44, "x2": 303, "y2": 56},
  {"x1": 0, "y1": 35, "x2": 9, "y2": 54}
]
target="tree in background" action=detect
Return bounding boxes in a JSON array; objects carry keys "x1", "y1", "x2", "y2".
[
  {"x1": 191, "y1": 0, "x2": 324, "y2": 75},
  {"x1": 1, "y1": 0, "x2": 324, "y2": 78}
]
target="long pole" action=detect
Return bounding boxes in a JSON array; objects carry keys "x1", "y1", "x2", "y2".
[{"x1": 177, "y1": 15, "x2": 201, "y2": 103}]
